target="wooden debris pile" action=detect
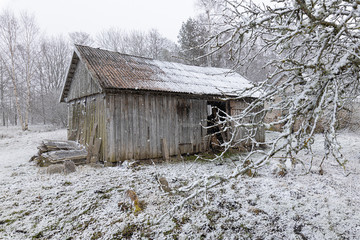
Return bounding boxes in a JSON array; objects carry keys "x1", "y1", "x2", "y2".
[{"x1": 32, "y1": 140, "x2": 88, "y2": 166}]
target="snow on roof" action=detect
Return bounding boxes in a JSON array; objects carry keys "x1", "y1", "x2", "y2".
[{"x1": 60, "y1": 45, "x2": 255, "y2": 101}]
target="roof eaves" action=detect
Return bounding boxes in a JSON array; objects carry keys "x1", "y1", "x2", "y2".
[{"x1": 59, "y1": 51, "x2": 79, "y2": 103}]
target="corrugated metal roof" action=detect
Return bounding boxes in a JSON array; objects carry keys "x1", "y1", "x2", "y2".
[{"x1": 60, "y1": 45, "x2": 254, "y2": 102}]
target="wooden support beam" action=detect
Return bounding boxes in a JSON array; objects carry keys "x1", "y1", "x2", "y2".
[{"x1": 161, "y1": 138, "x2": 170, "y2": 162}]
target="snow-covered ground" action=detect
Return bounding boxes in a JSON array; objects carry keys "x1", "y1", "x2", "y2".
[{"x1": 0, "y1": 126, "x2": 360, "y2": 239}]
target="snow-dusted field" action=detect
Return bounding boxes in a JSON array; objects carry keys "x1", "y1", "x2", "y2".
[{"x1": 0, "y1": 126, "x2": 360, "y2": 239}]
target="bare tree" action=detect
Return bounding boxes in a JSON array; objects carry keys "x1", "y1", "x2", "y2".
[
  {"x1": 95, "y1": 27, "x2": 127, "y2": 52},
  {"x1": 69, "y1": 31, "x2": 94, "y2": 46},
  {"x1": 126, "y1": 30, "x2": 148, "y2": 57},
  {"x1": 95, "y1": 28, "x2": 178, "y2": 60},
  {"x1": 39, "y1": 36, "x2": 70, "y2": 90},
  {"x1": 18, "y1": 12, "x2": 39, "y2": 130},
  {"x1": 0, "y1": 59, "x2": 7, "y2": 126},
  {"x1": 147, "y1": 29, "x2": 164, "y2": 59},
  {"x1": 34, "y1": 35, "x2": 70, "y2": 126},
  {"x1": 195, "y1": 0, "x2": 223, "y2": 66},
  {"x1": 146, "y1": 29, "x2": 179, "y2": 62},
  {"x1": 0, "y1": 10, "x2": 26, "y2": 130}
]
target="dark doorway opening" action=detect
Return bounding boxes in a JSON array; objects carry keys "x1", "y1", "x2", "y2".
[{"x1": 206, "y1": 101, "x2": 229, "y2": 150}]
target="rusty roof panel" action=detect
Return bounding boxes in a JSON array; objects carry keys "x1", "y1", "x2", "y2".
[{"x1": 61, "y1": 45, "x2": 255, "y2": 101}]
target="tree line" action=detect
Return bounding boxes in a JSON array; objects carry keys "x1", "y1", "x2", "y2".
[{"x1": 0, "y1": 0, "x2": 270, "y2": 130}]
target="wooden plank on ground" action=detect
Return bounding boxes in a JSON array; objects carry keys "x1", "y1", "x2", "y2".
[
  {"x1": 39, "y1": 140, "x2": 83, "y2": 154},
  {"x1": 41, "y1": 149, "x2": 88, "y2": 164}
]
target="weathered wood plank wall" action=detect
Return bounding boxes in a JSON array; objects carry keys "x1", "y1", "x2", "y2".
[
  {"x1": 68, "y1": 94, "x2": 107, "y2": 162},
  {"x1": 106, "y1": 92, "x2": 208, "y2": 162},
  {"x1": 67, "y1": 61, "x2": 102, "y2": 101},
  {"x1": 67, "y1": 91, "x2": 264, "y2": 163}
]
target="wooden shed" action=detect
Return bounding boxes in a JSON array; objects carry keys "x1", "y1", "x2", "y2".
[{"x1": 60, "y1": 45, "x2": 264, "y2": 164}]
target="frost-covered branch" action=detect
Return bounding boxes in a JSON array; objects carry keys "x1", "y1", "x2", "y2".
[
  {"x1": 155, "y1": 0, "x2": 360, "y2": 224},
  {"x1": 203, "y1": 0, "x2": 360, "y2": 169}
]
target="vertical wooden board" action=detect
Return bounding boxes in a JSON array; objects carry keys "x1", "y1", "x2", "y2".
[
  {"x1": 85, "y1": 97, "x2": 91, "y2": 145},
  {"x1": 155, "y1": 95, "x2": 160, "y2": 158},
  {"x1": 168, "y1": 95, "x2": 175, "y2": 155},
  {"x1": 96, "y1": 97, "x2": 101, "y2": 160},
  {"x1": 117, "y1": 94, "x2": 123, "y2": 160},
  {"x1": 120, "y1": 93, "x2": 127, "y2": 160},
  {"x1": 95, "y1": 97, "x2": 102, "y2": 161},
  {"x1": 150, "y1": 95, "x2": 155, "y2": 158},
  {"x1": 125, "y1": 93, "x2": 131, "y2": 160},
  {"x1": 80, "y1": 99, "x2": 85, "y2": 144},
  {"x1": 138, "y1": 94, "x2": 146, "y2": 159},
  {"x1": 197, "y1": 100, "x2": 203, "y2": 152},
  {"x1": 117, "y1": 94, "x2": 124, "y2": 161},
  {"x1": 155, "y1": 95, "x2": 161, "y2": 158},
  {"x1": 128, "y1": 94, "x2": 135, "y2": 159},
  {"x1": 161, "y1": 138, "x2": 170, "y2": 161},
  {"x1": 104, "y1": 98, "x2": 109, "y2": 161},
  {"x1": 192, "y1": 100, "x2": 200, "y2": 152},
  {"x1": 139, "y1": 94, "x2": 147, "y2": 159},
  {"x1": 83, "y1": 98, "x2": 87, "y2": 144},
  {"x1": 189, "y1": 99, "x2": 194, "y2": 151},
  {"x1": 202, "y1": 100, "x2": 208, "y2": 151},
  {"x1": 167, "y1": 95, "x2": 172, "y2": 155},
  {"x1": 114, "y1": 95, "x2": 120, "y2": 162},
  {"x1": 103, "y1": 97, "x2": 108, "y2": 162},
  {"x1": 132, "y1": 95, "x2": 138, "y2": 159},
  {"x1": 124, "y1": 93, "x2": 130, "y2": 160},
  {"x1": 174, "y1": 96, "x2": 180, "y2": 155},
  {"x1": 102, "y1": 98, "x2": 106, "y2": 162},
  {"x1": 144, "y1": 94, "x2": 151, "y2": 158},
  {"x1": 163, "y1": 95, "x2": 170, "y2": 157},
  {"x1": 147, "y1": 94, "x2": 153, "y2": 158},
  {"x1": 165, "y1": 95, "x2": 171, "y2": 155},
  {"x1": 150, "y1": 94, "x2": 157, "y2": 158},
  {"x1": 187, "y1": 98, "x2": 193, "y2": 153},
  {"x1": 74, "y1": 102, "x2": 79, "y2": 141},
  {"x1": 177, "y1": 98, "x2": 183, "y2": 149},
  {"x1": 158, "y1": 95, "x2": 164, "y2": 141},
  {"x1": 109, "y1": 95, "x2": 116, "y2": 162},
  {"x1": 67, "y1": 103, "x2": 72, "y2": 139},
  {"x1": 193, "y1": 99, "x2": 199, "y2": 152}
]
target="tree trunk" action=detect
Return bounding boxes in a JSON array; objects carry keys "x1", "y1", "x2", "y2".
[{"x1": 11, "y1": 75, "x2": 25, "y2": 130}]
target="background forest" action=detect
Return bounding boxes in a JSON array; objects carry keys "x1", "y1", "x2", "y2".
[{"x1": 0, "y1": 0, "x2": 269, "y2": 131}]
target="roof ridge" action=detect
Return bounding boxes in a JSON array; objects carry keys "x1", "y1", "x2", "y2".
[
  {"x1": 74, "y1": 44, "x2": 154, "y2": 61},
  {"x1": 74, "y1": 44, "x2": 241, "y2": 74}
]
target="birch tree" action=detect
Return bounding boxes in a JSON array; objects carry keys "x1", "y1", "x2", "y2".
[
  {"x1": 0, "y1": 10, "x2": 41, "y2": 130},
  {"x1": 0, "y1": 60, "x2": 7, "y2": 126},
  {"x1": 19, "y1": 12, "x2": 39, "y2": 130},
  {"x1": 0, "y1": 10, "x2": 25, "y2": 130}
]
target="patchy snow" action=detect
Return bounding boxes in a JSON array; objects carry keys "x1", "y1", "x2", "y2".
[{"x1": 0, "y1": 126, "x2": 360, "y2": 239}]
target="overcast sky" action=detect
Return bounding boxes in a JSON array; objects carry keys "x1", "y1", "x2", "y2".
[{"x1": 0, "y1": 0, "x2": 197, "y2": 42}]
